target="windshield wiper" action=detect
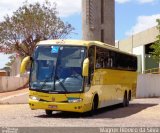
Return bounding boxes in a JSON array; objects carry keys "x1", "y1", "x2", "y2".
[{"x1": 54, "y1": 75, "x2": 68, "y2": 93}]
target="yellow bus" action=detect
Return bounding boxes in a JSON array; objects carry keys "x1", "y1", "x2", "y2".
[{"x1": 21, "y1": 40, "x2": 137, "y2": 116}]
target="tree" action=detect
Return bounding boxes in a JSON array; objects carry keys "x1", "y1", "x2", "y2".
[
  {"x1": 150, "y1": 19, "x2": 160, "y2": 66},
  {"x1": 5, "y1": 55, "x2": 16, "y2": 67},
  {"x1": 0, "y1": 1, "x2": 74, "y2": 58}
]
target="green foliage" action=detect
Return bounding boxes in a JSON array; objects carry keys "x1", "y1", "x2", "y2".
[
  {"x1": 0, "y1": 1, "x2": 74, "y2": 58},
  {"x1": 150, "y1": 19, "x2": 160, "y2": 63}
]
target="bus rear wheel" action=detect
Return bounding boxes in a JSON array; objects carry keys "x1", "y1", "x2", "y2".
[
  {"x1": 45, "y1": 110, "x2": 53, "y2": 116},
  {"x1": 128, "y1": 90, "x2": 131, "y2": 101},
  {"x1": 122, "y1": 91, "x2": 129, "y2": 107}
]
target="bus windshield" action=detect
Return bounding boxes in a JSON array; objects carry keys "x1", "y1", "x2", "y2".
[{"x1": 30, "y1": 45, "x2": 86, "y2": 93}]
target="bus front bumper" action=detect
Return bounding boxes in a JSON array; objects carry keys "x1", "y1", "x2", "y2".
[{"x1": 29, "y1": 99, "x2": 90, "y2": 113}]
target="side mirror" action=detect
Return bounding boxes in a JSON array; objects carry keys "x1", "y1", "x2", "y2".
[
  {"x1": 82, "y1": 58, "x2": 89, "y2": 77},
  {"x1": 20, "y1": 56, "x2": 31, "y2": 74}
]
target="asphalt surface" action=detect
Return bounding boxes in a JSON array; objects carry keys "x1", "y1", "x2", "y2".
[{"x1": 0, "y1": 98, "x2": 160, "y2": 127}]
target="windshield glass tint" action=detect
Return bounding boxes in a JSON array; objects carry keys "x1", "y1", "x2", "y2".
[{"x1": 30, "y1": 45, "x2": 86, "y2": 93}]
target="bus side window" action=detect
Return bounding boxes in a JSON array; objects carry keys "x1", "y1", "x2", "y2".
[
  {"x1": 107, "y1": 57, "x2": 113, "y2": 67},
  {"x1": 96, "y1": 47, "x2": 105, "y2": 68},
  {"x1": 96, "y1": 57, "x2": 102, "y2": 68},
  {"x1": 103, "y1": 50, "x2": 113, "y2": 68}
]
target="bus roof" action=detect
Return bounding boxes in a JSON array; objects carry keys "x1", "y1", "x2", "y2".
[
  {"x1": 37, "y1": 39, "x2": 115, "y2": 48},
  {"x1": 37, "y1": 39, "x2": 136, "y2": 57}
]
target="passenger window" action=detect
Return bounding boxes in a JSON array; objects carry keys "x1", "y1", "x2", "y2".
[{"x1": 96, "y1": 47, "x2": 114, "y2": 69}]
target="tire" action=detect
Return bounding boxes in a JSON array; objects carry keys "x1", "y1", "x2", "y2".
[
  {"x1": 45, "y1": 110, "x2": 53, "y2": 116},
  {"x1": 126, "y1": 96, "x2": 129, "y2": 107},
  {"x1": 128, "y1": 91, "x2": 131, "y2": 101},
  {"x1": 90, "y1": 95, "x2": 99, "y2": 115},
  {"x1": 122, "y1": 91, "x2": 129, "y2": 107}
]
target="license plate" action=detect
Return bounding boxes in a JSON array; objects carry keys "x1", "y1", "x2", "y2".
[{"x1": 48, "y1": 105, "x2": 57, "y2": 109}]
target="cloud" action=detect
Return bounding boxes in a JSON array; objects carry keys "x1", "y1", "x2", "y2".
[
  {"x1": 138, "y1": 0, "x2": 156, "y2": 3},
  {"x1": 51, "y1": 0, "x2": 81, "y2": 17},
  {"x1": 0, "y1": 53, "x2": 10, "y2": 69},
  {"x1": 115, "y1": 0, "x2": 131, "y2": 4},
  {"x1": 126, "y1": 14, "x2": 160, "y2": 36},
  {"x1": 0, "y1": 0, "x2": 81, "y2": 20},
  {"x1": 116, "y1": 0, "x2": 157, "y2": 4}
]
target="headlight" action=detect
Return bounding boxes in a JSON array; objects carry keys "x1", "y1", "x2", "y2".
[
  {"x1": 29, "y1": 96, "x2": 40, "y2": 101},
  {"x1": 68, "y1": 98, "x2": 82, "y2": 103}
]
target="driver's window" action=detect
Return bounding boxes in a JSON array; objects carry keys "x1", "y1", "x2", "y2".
[{"x1": 88, "y1": 46, "x2": 95, "y2": 84}]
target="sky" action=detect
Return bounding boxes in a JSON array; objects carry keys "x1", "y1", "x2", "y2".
[{"x1": 0, "y1": 0, "x2": 160, "y2": 69}]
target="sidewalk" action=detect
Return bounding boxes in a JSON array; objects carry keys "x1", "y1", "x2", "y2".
[{"x1": 0, "y1": 88, "x2": 29, "y2": 104}]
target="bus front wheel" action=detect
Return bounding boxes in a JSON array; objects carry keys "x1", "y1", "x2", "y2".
[
  {"x1": 45, "y1": 110, "x2": 53, "y2": 116},
  {"x1": 91, "y1": 95, "x2": 99, "y2": 115}
]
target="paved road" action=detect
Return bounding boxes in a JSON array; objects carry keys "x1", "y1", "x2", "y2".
[
  {"x1": 0, "y1": 88, "x2": 28, "y2": 104},
  {"x1": 0, "y1": 88, "x2": 28, "y2": 99},
  {"x1": 0, "y1": 98, "x2": 160, "y2": 127}
]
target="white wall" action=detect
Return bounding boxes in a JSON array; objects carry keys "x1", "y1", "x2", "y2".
[
  {"x1": 0, "y1": 76, "x2": 28, "y2": 92},
  {"x1": 10, "y1": 57, "x2": 21, "y2": 76},
  {"x1": 133, "y1": 46, "x2": 145, "y2": 73},
  {"x1": 137, "y1": 74, "x2": 160, "y2": 98}
]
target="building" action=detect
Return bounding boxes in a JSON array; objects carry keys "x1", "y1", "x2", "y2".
[
  {"x1": 0, "y1": 70, "x2": 7, "y2": 76},
  {"x1": 116, "y1": 26, "x2": 159, "y2": 73},
  {"x1": 82, "y1": 0, "x2": 115, "y2": 45}
]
